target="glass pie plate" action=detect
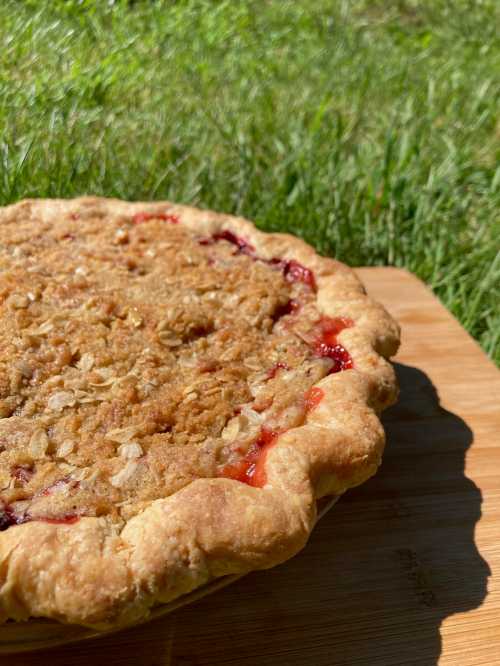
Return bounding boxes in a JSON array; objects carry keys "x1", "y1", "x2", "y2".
[{"x1": 0, "y1": 495, "x2": 339, "y2": 654}]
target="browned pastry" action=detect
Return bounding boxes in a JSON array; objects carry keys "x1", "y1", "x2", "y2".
[{"x1": 0, "y1": 198, "x2": 399, "y2": 628}]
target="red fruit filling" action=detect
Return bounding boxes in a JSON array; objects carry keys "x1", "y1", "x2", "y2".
[
  {"x1": 42, "y1": 514, "x2": 80, "y2": 526},
  {"x1": 305, "y1": 387, "x2": 325, "y2": 412},
  {"x1": 266, "y1": 362, "x2": 290, "y2": 379},
  {"x1": 220, "y1": 317, "x2": 354, "y2": 487},
  {"x1": 0, "y1": 504, "x2": 27, "y2": 531},
  {"x1": 200, "y1": 233, "x2": 316, "y2": 290},
  {"x1": 213, "y1": 230, "x2": 255, "y2": 255},
  {"x1": 271, "y1": 298, "x2": 300, "y2": 323},
  {"x1": 283, "y1": 259, "x2": 316, "y2": 290},
  {"x1": 210, "y1": 230, "x2": 256, "y2": 256},
  {"x1": 221, "y1": 426, "x2": 283, "y2": 487},
  {"x1": 12, "y1": 464, "x2": 34, "y2": 484},
  {"x1": 313, "y1": 317, "x2": 354, "y2": 373},
  {"x1": 132, "y1": 212, "x2": 180, "y2": 225},
  {"x1": 269, "y1": 258, "x2": 316, "y2": 290},
  {"x1": 0, "y1": 502, "x2": 81, "y2": 531},
  {"x1": 1, "y1": 471, "x2": 82, "y2": 532}
]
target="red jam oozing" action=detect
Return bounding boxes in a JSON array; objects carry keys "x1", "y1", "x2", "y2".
[
  {"x1": 284, "y1": 259, "x2": 316, "y2": 290},
  {"x1": 200, "y1": 233, "x2": 316, "y2": 290},
  {"x1": 42, "y1": 514, "x2": 80, "y2": 526},
  {"x1": 221, "y1": 426, "x2": 282, "y2": 487},
  {"x1": 269, "y1": 258, "x2": 316, "y2": 290},
  {"x1": 211, "y1": 230, "x2": 256, "y2": 256},
  {"x1": 0, "y1": 502, "x2": 80, "y2": 531},
  {"x1": 271, "y1": 298, "x2": 300, "y2": 322},
  {"x1": 313, "y1": 317, "x2": 354, "y2": 373},
  {"x1": 266, "y1": 362, "x2": 290, "y2": 379},
  {"x1": 0, "y1": 504, "x2": 27, "y2": 531},
  {"x1": 132, "y1": 212, "x2": 180, "y2": 225},
  {"x1": 1, "y1": 471, "x2": 82, "y2": 531},
  {"x1": 12, "y1": 464, "x2": 34, "y2": 484},
  {"x1": 305, "y1": 386, "x2": 325, "y2": 412}
]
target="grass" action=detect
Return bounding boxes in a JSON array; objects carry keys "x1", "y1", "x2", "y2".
[{"x1": 0, "y1": 0, "x2": 499, "y2": 362}]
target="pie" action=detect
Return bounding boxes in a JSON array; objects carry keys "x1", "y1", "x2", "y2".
[{"x1": 0, "y1": 197, "x2": 399, "y2": 629}]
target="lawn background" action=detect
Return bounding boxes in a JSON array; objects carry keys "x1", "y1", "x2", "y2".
[{"x1": 1, "y1": 0, "x2": 499, "y2": 363}]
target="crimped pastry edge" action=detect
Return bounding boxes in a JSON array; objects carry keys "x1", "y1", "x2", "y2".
[{"x1": 0, "y1": 198, "x2": 400, "y2": 629}]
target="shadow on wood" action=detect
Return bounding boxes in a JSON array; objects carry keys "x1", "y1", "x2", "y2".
[
  {"x1": 6, "y1": 363, "x2": 489, "y2": 666},
  {"x1": 324, "y1": 362, "x2": 491, "y2": 665}
]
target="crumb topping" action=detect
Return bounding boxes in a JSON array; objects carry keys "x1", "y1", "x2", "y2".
[{"x1": 0, "y1": 209, "x2": 352, "y2": 528}]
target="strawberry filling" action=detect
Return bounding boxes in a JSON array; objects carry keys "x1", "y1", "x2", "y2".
[
  {"x1": 268, "y1": 258, "x2": 317, "y2": 290},
  {"x1": 42, "y1": 515, "x2": 80, "y2": 526},
  {"x1": 12, "y1": 464, "x2": 34, "y2": 484},
  {"x1": 313, "y1": 317, "x2": 354, "y2": 373},
  {"x1": 200, "y1": 232, "x2": 317, "y2": 290},
  {"x1": 0, "y1": 473, "x2": 82, "y2": 531},
  {"x1": 305, "y1": 386, "x2": 325, "y2": 412},
  {"x1": 132, "y1": 212, "x2": 180, "y2": 225},
  {"x1": 213, "y1": 230, "x2": 256, "y2": 256},
  {"x1": 0, "y1": 502, "x2": 80, "y2": 531},
  {"x1": 0, "y1": 504, "x2": 26, "y2": 531},
  {"x1": 220, "y1": 319, "x2": 353, "y2": 487},
  {"x1": 221, "y1": 426, "x2": 283, "y2": 487},
  {"x1": 266, "y1": 362, "x2": 290, "y2": 379},
  {"x1": 271, "y1": 298, "x2": 300, "y2": 322},
  {"x1": 283, "y1": 259, "x2": 316, "y2": 290}
]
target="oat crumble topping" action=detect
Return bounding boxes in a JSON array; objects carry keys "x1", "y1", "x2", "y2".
[{"x1": 0, "y1": 209, "x2": 351, "y2": 528}]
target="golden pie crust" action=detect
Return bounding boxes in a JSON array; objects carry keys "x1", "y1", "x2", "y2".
[{"x1": 0, "y1": 198, "x2": 399, "y2": 629}]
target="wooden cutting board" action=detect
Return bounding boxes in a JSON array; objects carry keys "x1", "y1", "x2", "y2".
[{"x1": 5, "y1": 268, "x2": 499, "y2": 666}]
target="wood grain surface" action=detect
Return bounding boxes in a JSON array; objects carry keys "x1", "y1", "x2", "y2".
[{"x1": 4, "y1": 267, "x2": 499, "y2": 666}]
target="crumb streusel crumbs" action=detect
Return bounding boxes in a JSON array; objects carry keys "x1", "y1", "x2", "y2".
[{"x1": 0, "y1": 209, "x2": 351, "y2": 528}]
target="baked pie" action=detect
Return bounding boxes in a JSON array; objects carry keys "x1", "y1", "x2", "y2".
[{"x1": 0, "y1": 198, "x2": 399, "y2": 628}]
